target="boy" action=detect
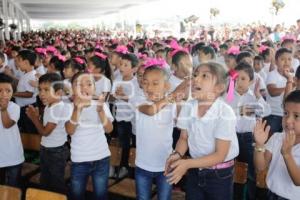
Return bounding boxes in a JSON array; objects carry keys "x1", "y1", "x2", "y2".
[
  {"x1": 254, "y1": 90, "x2": 300, "y2": 199},
  {"x1": 14, "y1": 50, "x2": 37, "y2": 133},
  {"x1": 0, "y1": 73, "x2": 24, "y2": 187},
  {"x1": 26, "y1": 73, "x2": 70, "y2": 193}
]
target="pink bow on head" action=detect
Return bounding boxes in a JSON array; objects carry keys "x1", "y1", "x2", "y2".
[
  {"x1": 227, "y1": 46, "x2": 240, "y2": 55},
  {"x1": 170, "y1": 48, "x2": 189, "y2": 57},
  {"x1": 55, "y1": 53, "x2": 66, "y2": 62},
  {"x1": 281, "y1": 35, "x2": 296, "y2": 42},
  {"x1": 46, "y1": 46, "x2": 57, "y2": 54},
  {"x1": 74, "y1": 57, "x2": 84, "y2": 65},
  {"x1": 95, "y1": 52, "x2": 107, "y2": 60},
  {"x1": 143, "y1": 58, "x2": 167, "y2": 69},
  {"x1": 35, "y1": 48, "x2": 46, "y2": 56},
  {"x1": 115, "y1": 45, "x2": 129, "y2": 54},
  {"x1": 258, "y1": 45, "x2": 268, "y2": 53},
  {"x1": 170, "y1": 39, "x2": 180, "y2": 49},
  {"x1": 137, "y1": 53, "x2": 148, "y2": 60},
  {"x1": 226, "y1": 69, "x2": 239, "y2": 103}
]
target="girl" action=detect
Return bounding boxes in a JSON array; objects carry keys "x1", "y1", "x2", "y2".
[
  {"x1": 34, "y1": 48, "x2": 47, "y2": 77},
  {"x1": 198, "y1": 46, "x2": 216, "y2": 63},
  {"x1": 165, "y1": 62, "x2": 239, "y2": 200},
  {"x1": 47, "y1": 55, "x2": 65, "y2": 78},
  {"x1": 65, "y1": 72, "x2": 114, "y2": 200},
  {"x1": 87, "y1": 53, "x2": 112, "y2": 100},
  {"x1": 254, "y1": 90, "x2": 300, "y2": 200},
  {"x1": 225, "y1": 47, "x2": 239, "y2": 72},
  {"x1": 132, "y1": 59, "x2": 182, "y2": 200}
]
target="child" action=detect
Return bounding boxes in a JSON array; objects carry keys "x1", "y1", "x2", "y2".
[
  {"x1": 165, "y1": 62, "x2": 239, "y2": 200},
  {"x1": 47, "y1": 55, "x2": 65, "y2": 77},
  {"x1": 110, "y1": 45, "x2": 128, "y2": 80},
  {"x1": 227, "y1": 62, "x2": 270, "y2": 200},
  {"x1": 0, "y1": 73, "x2": 24, "y2": 187},
  {"x1": 87, "y1": 53, "x2": 112, "y2": 100},
  {"x1": 34, "y1": 48, "x2": 47, "y2": 77},
  {"x1": 266, "y1": 48, "x2": 293, "y2": 134},
  {"x1": 111, "y1": 53, "x2": 139, "y2": 177},
  {"x1": 65, "y1": 72, "x2": 113, "y2": 200},
  {"x1": 254, "y1": 90, "x2": 300, "y2": 200},
  {"x1": 198, "y1": 45, "x2": 216, "y2": 63},
  {"x1": 7, "y1": 46, "x2": 23, "y2": 80},
  {"x1": 254, "y1": 55, "x2": 267, "y2": 84},
  {"x1": 132, "y1": 61, "x2": 179, "y2": 200},
  {"x1": 14, "y1": 50, "x2": 38, "y2": 133},
  {"x1": 281, "y1": 38, "x2": 299, "y2": 73},
  {"x1": 26, "y1": 73, "x2": 69, "y2": 193}
]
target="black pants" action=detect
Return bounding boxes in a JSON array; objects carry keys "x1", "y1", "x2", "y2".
[
  {"x1": 18, "y1": 104, "x2": 38, "y2": 133},
  {"x1": 117, "y1": 121, "x2": 135, "y2": 167}
]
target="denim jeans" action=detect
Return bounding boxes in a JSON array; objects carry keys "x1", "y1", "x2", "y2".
[
  {"x1": 70, "y1": 157, "x2": 110, "y2": 200},
  {"x1": 40, "y1": 144, "x2": 69, "y2": 193},
  {"x1": 185, "y1": 166, "x2": 234, "y2": 200},
  {"x1": 117, "y1": 121, "x2": 135, "y2": 167},
  {"x1": 135, "y1": 167, "x2": 172, "y2": 200},
  {"x1": 234, "y1": 132, "x2": 256, "y2": 200},
  {"x1": 0, "y1": 163, "x2": 22, "y2": 187},
  {"x1": 265, "y1": 115, "x2": 283, "y2": 135},
  {"x1": 267, "y1": 190, "x2": 288, "y2": 200}
]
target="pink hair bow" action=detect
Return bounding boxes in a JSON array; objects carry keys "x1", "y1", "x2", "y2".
[
  {"x1": 55, "y1": 53, "x2": 66, "y2": 62},
  {"x1": 35, "y1": 48, "x2": 46, "y2": 56},
  {"x1": 226, "y1": 69, "x2": 239, "y2": 103},
  {"x1": 115, "y1": 45, "x2": 129, "y2": 54},
  {"x1": 143, "y1": 58, "x2": 167, "y2": 69},
  {"x1": 95, "y1": 52, "x2": 107, "y2": 60},
  {"x1": 74, "y1": 57, "x2": 84, "y2": 65},
  {"x1": 227, "y1": 46, "x2": 240, "y2": 55},
  {"x1": 170, "y1": 39, "x2": 180, "y2": 49},
  {"x1": 170, "y1": 48, "x2": 189, "y2": 57},
  {"x1": 46, "y1": 46, "x2": 57, "y2": 54},
  {"x1": 281, "y1": 35, "x2": 296, "y2": 42},
  {"x1": 258, "y1": 45, "x2": 268, "y2": 53},
  {"x1": 137, "y1": 52, "x2": 148, "y2": 60}
]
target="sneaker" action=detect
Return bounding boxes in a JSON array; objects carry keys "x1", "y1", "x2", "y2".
[
  {"x1": 118, "y1": 167, "x2": 128, "y2": 179},
  {"x1": 109, "y1": 166, "x2": 115, "y2": 178}
]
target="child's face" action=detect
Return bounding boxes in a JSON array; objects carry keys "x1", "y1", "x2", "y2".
[
  {"x1": 63, "y1": 67, "x2": 75, "y2": 79},
  {"x1": 174, "y1": 55, "x2": 193, "y2": 79},
  {"x1": 72, "y1": 74, "x2": 95, "y2": 101},
  {"x1": 225, "y1": 56, "x2": 236, "y2": 70},
  {"x1": 11, "y1": 50, "x2": 18, "y2": 58},
  {"x1": 241, "y1": 56, "x2": 253, "y2": 66},
  {"x1": 235, "y1": 70, "x2": 252, "y2": 95},
  {"x1": 142, "y1": 70, "x2": 169, "y2": 102},
  {"x1": 0, "y1": 83, "x2": 13, "y2": 103},
  {"x1": 253, "y1": 60, "x2": 263, "y2": 72},
  {"x1": 198, "y1": 51, "x2": 212, "y2": 63},
  {"x1": 192, "y1": 65, "x2": 223, "y2": 101},
  {"x1": 137, "y1": 67, "x2": 145, "y2": 88},
  {"x1": 119, "y1": 59, "x2": 135, "y2": 78},
  {"x1": 16, "y1": 57, "x2": 27, "y2": 72},
  {"x1": 87, "y1": 61, "x2": 96, "y2": 73},
  {"x1": 38, "y1": 82, "x2": 60, "y2": 106},
  {"x1": 155, "y1": 52, "x2": 166, "y2": 60},
  {"x1": 276, "y1": 53, "x2": 292, "y2": 75},
  {"x1": 110, "y1": 53, "x2": 121, "y2": 67},
  {"x1": 283, "y1": 102, "x2": 300, "y2": 136}
]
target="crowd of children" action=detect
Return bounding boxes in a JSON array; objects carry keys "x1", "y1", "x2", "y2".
[{"x1": 0, "y1": 28, "x2": 300, "y2": 200}]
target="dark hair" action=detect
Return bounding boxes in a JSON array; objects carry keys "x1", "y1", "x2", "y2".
[
  {"x1": 172, "y1": 50, "x2": 189, "y2": 66},
  {"x1": 64, "y1": 58, "x2": 85, "y2": 72},
  {"x1": 11, "y1": 46, "x2": 21, "y2": 52},
  {"x1": 275, "y1": 48, "x2": 292, "y2": 61},
  {"x1": 89, "y1": 55, "x2": 112, "y2": 82},
  {"x1": 283, "y1": 90, "x2": 300, "y2": 106},
  {"x1": 296, "y1": 65, "x2": 300, "y2": 79},
  {"x1": 0, "y1": 73, "x2": 14, "y2": 92},
  {"x1": 260, "y1": 48, "x2": 270, "y2": 60},
  {"x1": 192, "y1": 42, "x2": 205, "y2": 56},
  {"x1": 143, "y1": 65, "x2": 170, "y2": 81},
  {"x1": 199, "y1": 46, "x2": 216, "y2": 59},
  {"x1": 18, "y1": 50, "x2": 37, "y2": 66},
  {"x1": 38, "y1": 73, "x2": 63, "y2": 92},
  {"x1": 121, "y1": 53, "x2": 139, "y2": 68},
  {"x1": 235, "y1": 62, "x2": 254, "y2": 81},
  {"x1": 297, "y1": 19, "x2": 300, "y2": 23},
  {"x1": 219, "y1": 44, "x2": 229, "y2": 50},
  {"x1": 50, "y1": 56, "x2": 65, "y2": 75},
  {"x1": 281, "y1": 39, "x2": 295, "y2": 47},
  {"x1": 254, "y1": 55, "x2": 264, "y2": 62},
  {"x1": 236, "y1": 51, "x2": 253, "y2": 64}
]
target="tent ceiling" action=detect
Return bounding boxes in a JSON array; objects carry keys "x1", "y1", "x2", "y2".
[{"x1": 14, "y1": 0, "x2": 158, "y2": 19}]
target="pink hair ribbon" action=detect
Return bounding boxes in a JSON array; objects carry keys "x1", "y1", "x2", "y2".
[
  {"x1": 55, "y1": 53, "x2": 66, "y2": 62},
  {"x1": 258, "y1": 45, "x2": 268, "y2": 53},
  {"x1": 226, "y1": 69, "x2": 238, "y2": 103},
  {"x1": 35, "y1": 48, "x2": 46, "y2": 56},
  {"x1": 74, "y1": 57, "x2": 84, "y2": 65},
  {"x1": 95, "y1": 52, "x2": 107, "y2": 60},
  {"x1": 115, "y1": 45, "x2": 129, "y2": 54},
  {"x1": 227, "y1": 46, "x2": 240, "y2": 55},
  {"x1": 137, "y1": 52, "x2": 148, "y2": 60},
  {"x1": 143, "y1": 58, "x2": 167, "y2": 69},
  {"x1": 46, "y1": 46, "x2": 57, "y2": 54}
]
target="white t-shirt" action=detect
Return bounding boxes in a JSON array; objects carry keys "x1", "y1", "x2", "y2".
[
  {"x1": 132, "y1": 99, "x2": 176, "y2": 172},
  {"x1": 177, "y1": 98, "x2": 239, "y2": 162},
  {"x1": 69, "y1": 101, "x2": 113, "y2": 162},
  {"x1": 15, "y1": 70, "x2": 37, "y2": 107},
  {"x1": 0, "y1": 102, "x2": 24, "y2": 167},
  {"x1": 292, "y1": 58, "x2": 300, "y2": 74},
  {"x1": 95, "y1": 75, "x2": 111, "y2": 96},
  {"x1": 250, "y1": 72, "x2": 266, "y2": 92},
  {"x1": 266, "y1": 69, "x2": 287, "y2": 116},
  {"x1": 113, "y1": 69, "x2": 121, "y2": 80},
  {"x1": 41, "y1": 101, "x2": 70, "y2": 148},
  {"x1": 226, "y1": 90, "x2": 271, "y2": 133},
  {"x1": 169, "y1": 74, "x2": 183, "y2": 93},
  {"x1": 111, "y1": 76, "x2": 139, "y2": 122},
  {"x1": 8, "y1": 59, "x2": 24, "y2": 80},
  {"x1": 266, "y1": 132, "x2": 300, "y2": 200},
  {"x1": 36, "y1": 65, "x2": 46, "y2": 76}
]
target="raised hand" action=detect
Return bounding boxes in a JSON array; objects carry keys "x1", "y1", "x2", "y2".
[
  {"x1": 97, "y1": 94, "x2": 105, "y2": 112},
  {"x1": 281, "y1": 130, "x2": 296, "y2": 156},
  {"x1": 26, "y1": 105, "x2": 39, "y2": 121},
  {"x1": 254, "y1": 119, "x2": 270, "y2": 146}
]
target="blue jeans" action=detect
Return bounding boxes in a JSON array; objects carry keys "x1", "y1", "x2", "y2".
[
  {"x1": 0, "y1": 164, "x2": 22, "y2": 187},
  {"x1": 186, "y1": 166, "x2": 234, "y2": 200},
  {"x1": 234, "y1": 132, "x2": 256, "y2": 200},
  {"x1": 135, "y1": 167, "x2": 172, "y2": 200},
  {"x1": 40, "y1": 144, "x2": 69, "y2": 193},
  {"x1": 70, "y1": 157, "x2": 110, "y2": 200},
  {"x1": 265, "y1": 115, "x2": 283, "y2": 135},
  {"x1": 267, "y1": 190, "x2": 288, "y2": 200}
]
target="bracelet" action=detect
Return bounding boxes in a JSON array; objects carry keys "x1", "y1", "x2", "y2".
[
  {"x1": 171, "y1": 150, "x2": 183, "y2": 158},
  {"x1": 254, "y1": 146, "x2": 266, "y2": 153},
  {"x1": 166, "y1": 95, "x2": 175, "y2": 104},
  {"x1": 69, "y1": 119, "x2": 79, "y2": 126}
]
